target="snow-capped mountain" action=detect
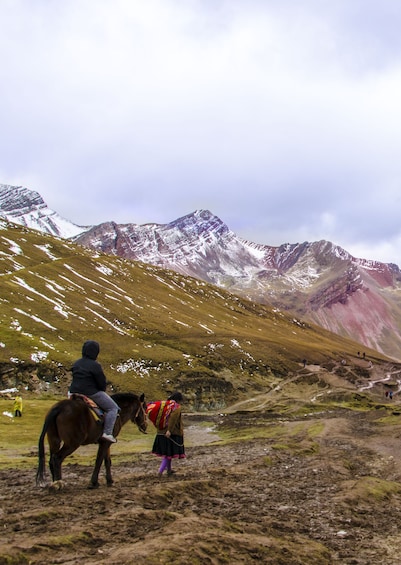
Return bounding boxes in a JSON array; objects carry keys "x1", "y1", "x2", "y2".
[
  {"x1": 74, "y1": 210, "x2": 401, "y2": 360},
  {"x1": 0, "y1": 184, "x2": 89, "y2": 238},
  {"x1": 73, "y1": 210, "x2": 273, "y2": 283},
  {"x1": 74, "y1": 208, "x2": 401, "y2": 292},
  {"x1": 3, "y1": 184, "x2": 401, "y2": 359}
]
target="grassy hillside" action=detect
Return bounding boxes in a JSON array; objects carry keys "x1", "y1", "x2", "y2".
[{"x1": 0, "y1": 220, "x2": 393, "y2": 406}]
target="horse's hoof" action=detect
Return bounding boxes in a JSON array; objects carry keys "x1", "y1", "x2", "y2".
[
  {"x1": 106, "y1": 482, "x2": 114, "y2": 488},
  {"x1": 49, "y1": 480, "x2": 65, "y2": 491},
  {"x1": 88, "y1": 482, "x2": 99, "y2": 489}
]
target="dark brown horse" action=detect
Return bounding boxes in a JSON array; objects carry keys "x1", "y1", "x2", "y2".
[{"x1": 36, "y1": 392, "x2": 147, "y2": 489}]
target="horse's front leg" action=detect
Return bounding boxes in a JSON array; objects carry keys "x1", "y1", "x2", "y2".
[
  {"x1": 89, "y1": 443, "x2": 107, "y2": 489},
  {"x1": 104, "y1": 446, "x2": 113, "y2": 487}
]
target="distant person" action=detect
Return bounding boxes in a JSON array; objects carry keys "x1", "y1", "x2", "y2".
[
  {"x1": 69, "y1": 340, "x2": 119, "y2": 443},
  {"x1": 302, "y1": 359, "x2": 307, "y2": 368},
  {"x1": 13, "y1": 394, "x2": 22, "y2": 417},
  {"x1": 150, "y1": 392, "x2": 186, "y2": 477},
  {"x1": 389, "y1": 391, "x2": 394, "y2": 400}
]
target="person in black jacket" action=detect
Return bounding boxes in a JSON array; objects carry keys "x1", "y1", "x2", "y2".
[{"x1": 69, "y1": 340, "x2": 119, "y2": 443}]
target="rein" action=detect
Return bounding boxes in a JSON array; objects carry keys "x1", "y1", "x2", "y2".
[
  {"x1": 134, "y1": 401, "x2": 147, "y2": 432},
  {"x1": 168, "y1": 436, "x2": 185, "y2": 447}
]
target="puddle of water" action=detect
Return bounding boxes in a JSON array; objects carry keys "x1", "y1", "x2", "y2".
[{"x1": 185, "y1": 424, "x2": 221, "y2": 446}]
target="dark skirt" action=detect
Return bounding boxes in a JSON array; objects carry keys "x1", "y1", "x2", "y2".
[{"x1": 152, "y1": 433, "x2": 186, "y2": 459}]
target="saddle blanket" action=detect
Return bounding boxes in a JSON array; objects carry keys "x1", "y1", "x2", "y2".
[{"x1": 69, "y1": 393, "x2": 103, "y2": 422}]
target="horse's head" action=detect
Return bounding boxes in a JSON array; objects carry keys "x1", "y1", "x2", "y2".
[{"x1": 133, "y1": 392, "x2": 148, "y2": 434}]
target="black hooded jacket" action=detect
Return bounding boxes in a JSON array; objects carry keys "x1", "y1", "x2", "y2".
[{"x1": 70, "y1": 340, "x2": 107, "y2": 396}]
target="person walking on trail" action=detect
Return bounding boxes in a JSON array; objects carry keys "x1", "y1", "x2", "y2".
[
  {"x1": 151, "y1": 392, "x2": 186, "y2": 477},
  {"x1": 13, "y1": 394, "x2": 22, "y2": 417},
  {"x1": 69, "y1": 340, "x2": 119, "y2": 443}
]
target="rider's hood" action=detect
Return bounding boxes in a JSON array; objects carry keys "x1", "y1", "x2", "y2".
[{"x1": 82, "y1": 340, "x2": 100, "y2": 360}]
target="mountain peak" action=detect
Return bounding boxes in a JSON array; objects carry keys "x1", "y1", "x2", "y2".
[
  {"x1": 0, "y1": 185, "x2": 43, "y2": 213},
  {"x1": 0, "y1": 184, "x2": 90, "y2": 238},
  {"x1": 168, "y1": 209, "x2": 229, "y2": 238}
]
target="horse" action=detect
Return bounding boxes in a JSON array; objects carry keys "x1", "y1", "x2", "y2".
[{"x1": 36, "y1": 392, "x2": 147, "y2": 489}]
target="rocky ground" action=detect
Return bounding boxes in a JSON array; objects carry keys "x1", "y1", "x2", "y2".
[{"x1": 2, "y1": 401, "x2": 401, "y2": 565}]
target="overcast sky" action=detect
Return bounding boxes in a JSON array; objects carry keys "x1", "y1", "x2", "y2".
[{"x1": 2, "y1": 1, "x2": 401, "y2": 265}]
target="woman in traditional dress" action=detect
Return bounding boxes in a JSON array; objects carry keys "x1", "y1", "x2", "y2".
[{"x1": 151, "y1": 392, "x2": 186, "y2": 476}]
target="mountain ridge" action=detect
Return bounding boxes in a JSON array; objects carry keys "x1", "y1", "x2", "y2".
[
  {"x1": 2, "y1": 217, "x2": 389, "y2": 405},
  {"x1": 2, "y1": 184, "x2": 401, "y2": 360},
  {"x1": 74, "y1": 209, "x2": 401, "y2": 360}
]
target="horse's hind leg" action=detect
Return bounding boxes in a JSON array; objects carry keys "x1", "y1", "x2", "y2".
[
  {"x1": 47, "y1": 435, "x2": 62, "y2": 482},
  {"x1": 49, "y1": 453, "x2": 62, "y2": 482},
  {"x1": 49, "y1": 454, "x2": 57, "y2": 481},
  {"x1": 50, "y1": 444, "x2": 77, "y2": 484}
]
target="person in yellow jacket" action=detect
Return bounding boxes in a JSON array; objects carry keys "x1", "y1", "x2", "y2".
[{"x1": 14, "y1": 394, "x2": 23, "y2": 417}]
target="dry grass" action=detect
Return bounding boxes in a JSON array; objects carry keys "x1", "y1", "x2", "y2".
[{"x1": 0, "y1": 220, "x2": 391, "y2": 404}]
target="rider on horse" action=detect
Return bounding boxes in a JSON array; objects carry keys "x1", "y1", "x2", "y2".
[{"x1": 69, "y1": 340, "x2": 119, "y2": 443}]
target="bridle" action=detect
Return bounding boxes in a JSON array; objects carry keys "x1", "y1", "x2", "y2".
[{"x1": 134, "y1": 400, "x2": 148, "y2": 434}]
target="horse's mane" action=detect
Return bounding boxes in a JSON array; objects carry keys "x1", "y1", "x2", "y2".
[{"x1": 111, "y1": 392, "x2": 140, "y2": 404}]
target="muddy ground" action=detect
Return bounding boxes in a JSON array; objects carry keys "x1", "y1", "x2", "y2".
[{"x1": 2, "y1": 406, "x2": 401, "y2": 565}]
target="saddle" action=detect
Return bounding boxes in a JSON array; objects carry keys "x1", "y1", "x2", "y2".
[{"x1": 69, "y1": 393, "x2": 103, "y2": 423}]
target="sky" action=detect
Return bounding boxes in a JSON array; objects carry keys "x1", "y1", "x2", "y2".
[{"x1": 2, "y1": 0, "x2": 401, "y2": 265}]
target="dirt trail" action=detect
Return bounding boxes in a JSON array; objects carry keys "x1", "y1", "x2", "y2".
[{"x1": 2, "y1": 405, "x2": 401, "y2": 564}]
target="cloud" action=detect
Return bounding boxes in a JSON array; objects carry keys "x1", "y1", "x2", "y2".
[{"x1": 1, "y1": 0, "x2": 401, "y2": 265}]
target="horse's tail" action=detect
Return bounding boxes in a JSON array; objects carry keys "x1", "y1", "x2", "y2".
[{"x1": 36, "y1": 403, "x2": 64, "y2": 486}]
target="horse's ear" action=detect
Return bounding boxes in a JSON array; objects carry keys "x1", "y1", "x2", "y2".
[{"x1": 140, "y1": 392, "x2": 145, "y2": 402}]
